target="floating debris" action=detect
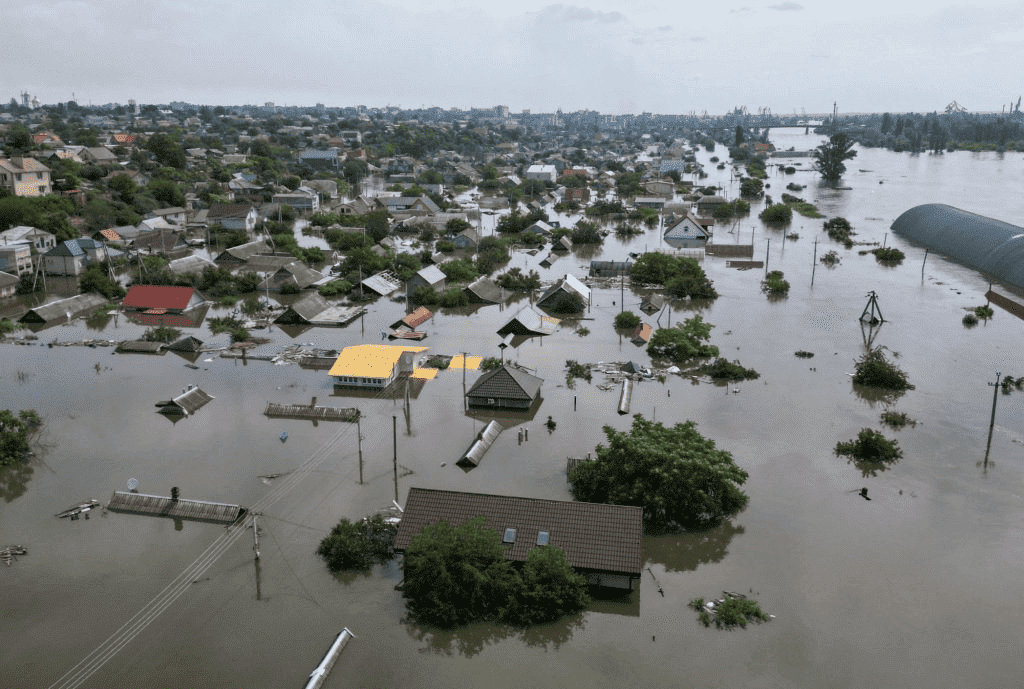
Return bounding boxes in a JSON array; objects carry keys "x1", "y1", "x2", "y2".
[
  {"x1": 280, "y1": 431, "x2": 289, "y2": 442},
  {"x1": 794, "y1": 350, "x2": 815, "y2": 358},
  {"x1": 1, "y1": 545, "x2": 27, "y2": 566},
  {"x1": 55, "y1": 499, "x2": 102, "y2": 519}
]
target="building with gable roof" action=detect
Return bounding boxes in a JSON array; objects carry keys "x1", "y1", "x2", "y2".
[
  {"x1": 122, "y1": 285, "x2": 205, "y2": 313},
  {"x1": 465, "y1": 364, "x2": 543, "y2": 410},
  {"x1": 43, "y1": 238, "x2": 111, "y2": 276},
  {"x1": 0, "y1": 157, "x2": 51, "y2": 197}
]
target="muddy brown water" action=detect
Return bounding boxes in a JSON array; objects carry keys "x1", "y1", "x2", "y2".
[{"x1": 3, "y1": 132, "x2": 1024, "y2": 688}]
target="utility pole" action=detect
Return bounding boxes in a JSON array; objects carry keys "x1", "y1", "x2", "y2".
[
  {"x1": 921, "y1": 249, "x2": 929, "y2": 280},
  {"x1": 811, "y1": 238, "x2": 818, "y2": 286},
  {"x1": 462, "y1": 351, "x2": 468, "y2": 411},
  {"x1": 356, "y1": 412, "x2": 363, "y2": 484},
  {"x1": 765, "y1": 238, "x2": 770, "y2": 275},
  {"x1": 392, "y1": 415, "x2": 398, "y2": 502},
  {"x1": 984, "y1": 372, "x2": 1001, "y2": 469},
  {"x1": 251, "y1": 513, "x2": 260, "y2": 560}
]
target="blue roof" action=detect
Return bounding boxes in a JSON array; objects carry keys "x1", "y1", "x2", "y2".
[
  {"x1": 48, "y1": 237, "x2": 106, "y2": 257},
  {"x1": 299, "y1": 150, "x2": 339, "y2": 160}
]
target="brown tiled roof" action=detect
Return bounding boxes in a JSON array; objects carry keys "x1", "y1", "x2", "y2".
[
  {"x1": 466, "y1": 365, "x2": 542, "y2": 401},
  {"x1": 394, "y1": 488, "x2": 643, "y2": 575},
  {"x1": 208, "y1": 203, "x2": 254, "y2": 219}
]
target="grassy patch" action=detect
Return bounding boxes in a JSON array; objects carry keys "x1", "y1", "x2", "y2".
[
  {"x1": 871, "y1": 247, "x2": 905, "y2": 265},
  {"x1": 565, "y1": 360, "x2": 592, "y2": 387},
  {"x1": 823, "y1": 217, "x2": 855, "y2": 248}
]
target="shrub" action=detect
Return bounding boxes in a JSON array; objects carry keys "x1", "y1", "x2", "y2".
[
  {"x1": 614, "y1": 311, "x2": 641, "y2": 329},
  {"x1": 853, "y1": 347, "x2": 914, "y2": 390},
  {"x1": 570, "y1": 221, "x2": 603, "y2": 245},
  {"x1": 823, "y1": 217, "x2": 855, "y2": 247},
  {"x1": 872, "y1": 247, "x2": 905, "y2": 264},
  {"x1": 739, "y1": 177, "x2": 763, "y2": 198},
  {"x1": 435, "y1": 239, "x2": 456, "y2": 253},
  {"x1": 411, "y1": 286, "x2": 440, "y2": 306},
  {"x1": 318, "y1": 279, "x2": 352, "y2": 297},
  {"x1": 544, "y1": 291, "x2": 585, "y2": 314},
  {"x1": 317, "y1": 516, "x2": 397, "y2": 572},
  {"x1": 759, "y1": 203, "x2": 792, "y2": 224},
  {"x1": 820, "y1": 250, "x2": 841, "y2": 266},
  {"x1": 143, "y1": 326, "x2": 181, "y2": 343},
  {"x1": 439, "y1": 258, "x2": 479, "y2": 283},
  {"x1": 647, "y1": 315, "x2": 719, "y2": 365},
  {"x1": 835, "y1": 428, "x2": 903, "y2": 462},
  {"x1": 880, "y1": 410, "x2": 917, "y2": 429},
  {"x1": 761, "y1": 270, "x2": 790, "y2": 295},
  {"x1": 479, "y1": 357, "x2": 502, "y2": 372},
  {"x1": 701, "y1": 358, "x2": 760, "y2": 381},
  {"x1": 495, "y1": 267, "x2": 541, "y2": 291},
  {"x1": 565, "y1": 360, "x2": 592, "y2": 385},
  {"x1": 974, "y1": 305, "x2": 994, "y2": 320},
  {"x1": 438, "y1": 287, "x2": 469, "y2": 307},
  {"x1": 962, "y1": 312, "x2": 979, "y2": 326}
]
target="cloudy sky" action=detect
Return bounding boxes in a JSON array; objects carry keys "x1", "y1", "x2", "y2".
[{"x1": 5, "y1": 0, "x2": 1022, "y2": 114}]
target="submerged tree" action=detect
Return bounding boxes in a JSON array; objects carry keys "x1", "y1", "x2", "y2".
[
  {"x1": 569, "y1": 415, "x2": 749, "y2": 530},
  {"x1": 814, "y1": 133, "x2": 858, "y2": 181}
]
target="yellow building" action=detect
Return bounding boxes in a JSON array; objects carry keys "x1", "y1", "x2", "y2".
[
  {"x1": 328, "y1": 344, "x2": 428, "y2": 388},
  {"x1": 0, "y1": 157, "x2": 51, "y2": 197}
]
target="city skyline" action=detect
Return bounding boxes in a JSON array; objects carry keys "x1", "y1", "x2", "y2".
[{"x1": 5, "y1": 0, "x2": 1024, "y2": 115}]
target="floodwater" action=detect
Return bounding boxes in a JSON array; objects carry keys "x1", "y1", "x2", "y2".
[{"x1": 3, "y1": 132, "x2": 1024, "y2": 688}]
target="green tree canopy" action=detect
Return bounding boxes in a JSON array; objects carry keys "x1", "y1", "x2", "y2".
[
  {"x1": 317, "y1": 516, "x2": 397, "y2": 572},
  {"x1": 147, "y1": 179, "x2": 185, "y2": 207},
  {"x1": 399, "y1": 517, "x2": 590, "y2": 628},
  {"x1": 630, "y1": 253, "x2": 717, "y2": 300},
  {"x1": 0, "y1": 410, "x2": 41, "y2": 468},
  {"x1": 146, "y1": 132, "x2": 187, "y2": 169},
  {"x1": 814, "y1": 133, "x2": 858, "y2": 181},
  {"x1": 647, "y1": 315, "x2": 718, "y2": 364},
  {"x1": 570, "y1": 416, "x2": 749, "y2": 530}
]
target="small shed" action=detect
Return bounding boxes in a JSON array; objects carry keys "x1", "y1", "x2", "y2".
[
  {"x1": 464, "y1": 276, "x2": 506, "y2": 304},
  {"x1": 361, "y1": 270, "x2": 403, "y2": 296},
  {"x1": 497, "y1": 306, "x2": 559, "y2": 338},
  {"x1": 391, "y1": 306, "x2": 433, "y2": 331},
  {"x1": 406, "y1": 265, "x2": 446, "y2": 298},
  {"x1": 589, "y1": 260, "x2": 631, "y2": 278}
]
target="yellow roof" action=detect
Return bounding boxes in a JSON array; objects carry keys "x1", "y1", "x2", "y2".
[
  {"x1": 448, "y1": 355, "x2": 481, "y2": 370},
  {"x1": 410, "y1": 368, "x2": 439, "y2": 380},
  {"x1": 328, "y1": 344, "x2": 428, "y2": 378}
]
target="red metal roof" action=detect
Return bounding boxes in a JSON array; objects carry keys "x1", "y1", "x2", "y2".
[
  {"x1": 402, "y1": 306, "x2": 433, "y2": 329},
  {"x1": 122, "y1": 285, "x2": 198, "y2": 311}
]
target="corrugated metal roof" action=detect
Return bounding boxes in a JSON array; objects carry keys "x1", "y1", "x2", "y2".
[
  {"x1": 466, "y1": 365, "x2": 543, "y2": 401},
  {"x1": 19, "y1": 293, "x2": 108, "y2": 324},
  {"x1": 538, "y1": 274, "x2": 591, "y2": 307},
  {"x1": 395, "y1": 306, "x2": 433, "y2": 330},
  {"x1": 459, "y1": 420, "x2": 504, "y2": 467},
  {"x1": 414, "y1": 264, "x2": 446, "y2": 286},
  {"x1": 170, "y1": 386, "x2": 213, "y2": 415},
  {"x1": 394, "y1": 487, "x2": 643, "y2": 576},
  {"x1": 496, "y1": 305, "x2": 559, "y2": 337},
  {"x1": 327, "y1": 344, "x2": 427, "y2": 378},
  {"x1": 361, "y1": 270, "x2": 403, "y2": 296}
]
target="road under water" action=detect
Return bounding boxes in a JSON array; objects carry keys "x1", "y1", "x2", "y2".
[{"x1": 3, "y1": 132, "x2": 1024, "y2": 688}]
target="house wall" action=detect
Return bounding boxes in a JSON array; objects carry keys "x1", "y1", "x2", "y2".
[
  {"x1": 0, "y1": 282, "x2": 16, "y2": 298},
  {"x1": 45, "y1": 254, "x2": 84, "y2": 276},
  {"x1": 0, "y1": 168, "x2": 51, "y2": 197},
  {"x1": 333, "y1": 367, "x2": 398, "y2": 389},
  {"x1": 0, "y1": 245, "x2": 33, "y2": 275},
  {"x1": 467, "y1": 395, "x2": 532, "y2": 410}
]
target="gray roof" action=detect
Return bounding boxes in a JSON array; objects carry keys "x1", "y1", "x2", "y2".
[
  {"x1": 464, "y1": 276, "x2": 504, "y2": 303},
  {"x1": 216, "y1": 239, "x2": 270, "y2": 262},
  {"x1": 361, "y1": 270, "x2": 403, "y2": 296},
  {"x1": 393, "y1": 487, "x2": 644, "y2": 576},
  {"x1": 414, "y1": 264, "x2": 446, "y2": 285},
  {"x1": 19, "y1": 293, "x2": 108, "y2": 324},
  {"x1": 274, "y1": 292, "x2": 329, "y2": 323},
  {"x1": 167, "y1": 255, "x2": 217, "y2": 277},
  {"x1": 0, "y1": 271, "x2": 19, "y2": 288},
  {"x1": 266, "y1": 261, "x2": 324, "y2": 290},
  {"x1": 467, "y1": 365, "x2": 543, "y2": 402},
  {"x1": 168, "y1": 386, "x2": 214, "y2": 416},
  {"x1": 892, "y1": 204, "x2": 1024, "y2": 289},
  {"x1": 496, "y1": 305, "x2": 559, "y2": 337},
  {"x1": 46, "y1": 238, "x2": 104, "y2": 257}
]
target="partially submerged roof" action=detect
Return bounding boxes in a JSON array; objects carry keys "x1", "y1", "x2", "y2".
[
  {"x1": 394, "y1": 487, "x2": 644, "y2": 576},
  {"x1": 467, "y1": 365, "x2": 543, "y2": 401},
  {"x1": 361, "y1": 270, "x2": 403, "y2": 296},
  {"x1": 19, "y1": 293, "x2": 108, "y2": 324},
  {"x1": 215, "y1": 239, "x2": 270, "y2": 262},
  {"x1": 537, "y1": 274, "x2": 591, "y2": 307},
  {"x1": 327, "y1": 344, "x2": 427, "y2": 378},
  {"x1": 122, "y1": 285, "x2": 201, "y2": 311},
  {"x1": 892, "y1": 203, "x2": 1024, "y2": 289},
  {"x1": 161, "y1": 386, "x2": 214, "y2": 416},
  {"x1": 413, "y1": 264, "x2": 446, "y2": 286},
  {"x1": 393, "y1": 306, "x2": 433, "y2": 330},
  {"x1": 664, "y1": 212, "x2": 709, "y2": 241},
  {"x1": 497, "y1": 305, "x2": 560, "y2": 337}
]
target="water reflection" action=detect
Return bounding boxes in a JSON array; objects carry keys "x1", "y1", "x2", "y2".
[
  {"x1": 644, "y1": 521, "x2": 745, "y2": 573},
  {"x1": 0, "y1": 461, "x2": 33, "y2": 502},
  {"x1": 851, "y1": 383, "x2": 907, "y2": 407},
  {"x1": 405, "y1": 612, "x2": 585, "y2": 657}
]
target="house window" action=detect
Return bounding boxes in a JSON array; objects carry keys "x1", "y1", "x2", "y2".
[
  {"x1": 537, "y1": 531, "x2": 550, "y2": 546},
  {"x1": 36, "y1": 172, "x2": 43, "y2": 180},
  {"x1": 487, "y1": 398, "x2": 496, "y2": 405},
  {"x1": 15, "y1": 174, "x2": 22, "y2": 181},
  {"x1": 38, "y1": 186, "x2": 46, "y2": 194},
  {"x1": 502, "y1": 528, "x2": 516, "y2": 544}
]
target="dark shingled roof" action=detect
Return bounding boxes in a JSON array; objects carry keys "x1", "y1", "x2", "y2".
[
  {"x1": 393, "y1": 487, "x2": 643, "y2": 576},
  {"x1": 466, "y1": 365, "x2": 542, "y2": 401}
]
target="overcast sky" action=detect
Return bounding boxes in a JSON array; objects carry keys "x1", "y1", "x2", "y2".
[{"x1": 5, "y1": 0, "x2": 1022, "y2": 115}]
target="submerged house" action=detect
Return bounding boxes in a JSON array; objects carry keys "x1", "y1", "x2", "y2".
[
  {"x1": 496, "y1": 305, "x2": 560, "y2": 338},
  {"x1": 464, "y1": 276, "x2": 506, "y2": 304},
  {"x1": 664, "y1": 212, "x2": 709, "y2": 248},
  {"x1": 19, "y1": 293, "x2": 109, "y2": 326},
  {"x1": 393, "y1": 487, "x2": 644, "y2": 590},
  {"x1": 328, "y1": 344, "x2": 427, "y2": 388},
  {"x1": 156, "y1": 385, "x2": 214, "y2": 416},
  {"x1": 122, "y1": 285, "x2": 204, "y2": 314},
  {"x1": 537, "y1": 274, "x2": 591, "y2": 312},
  {"x1": 406, "y1": 265, "x2": 446, "y2": 299},
  {"x1": 465, "y1": 364, "x2": 543, "y2": 410}
]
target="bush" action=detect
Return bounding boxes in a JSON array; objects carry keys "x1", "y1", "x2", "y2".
[
  {"x1": 544, "y1": 291, "x2": 585, "y2": 314},
  {"x1": 880, "y1": 410, "x2": 917, "y2": 429},
  {"x1": 411, "y1": 286, "x2": 440, "y2": 306},
  {"x1": 701, "y1": 358, "x2": 760, "y2": 381},
  {"x1": 317, "y1": 516, "x2": 397, "y2": 572},
  {"x1": 479, "y1": 357, "x2": 502, "y2": 372},
  {"x1": 143, "y1": 326, "x2": 181, "y2": 343},
  {"x1": 821, "y1": 250, "x2": 841, "y2": 266},
  {"x1": 872, "y1": 247, "x2": 905, "y2": 264},
  {"x1": 823, "y1": 217, "x2": 855, "y2": 247},
  {"x1": 631, "y1": 253, "x2": 717, "y2": 300},
  {"x1": 438, "y1": 287, "x2": 469, "y2": 307},
  {"x1": 439, "y1": 258, "x2": 479, "y2": 283},
  {"x1": 647, "y1": 315, "x2": 719, "y2": 365},
  {"x1": 566, "y1": 360, "x2": 592, "y2": 385},
  {"x1": 760, "y1": 203, "x2": 792, "y2": 224},
  {"x1": 569, "y1": 221, "x2": 603, "y2": 245},
  {"x1": 853, "y1": 347, "x2": 914, "y2": 391},
  {"x1": 835, "y1": 428, "x2": 903, "y2": 462},
  {"x1": 739, "y1": 177, "x2": 763, "y2": 198},
  {"x1": 614, "y1": 311, "x2": 641, "y2": 330},
  {"x1": 974, "y1": 305, "x2": 994, "y2": 320},
  {"x1": 962, "y1": 312, "x2": 979, "y2": 326},
  {"x1": 495, "y1": 267, "x2": 540, "y2": 291},
  {"x1": 318, "y1": 279, "x2": 352, "y2": 297},
  {"x1": 0, "y1": 318, "x2": 19, "y2": 335},
  {"x1": 761, "y1": 270, "x2": 790, "y2": 295},
  {"x1": 435, "y1": 239, "x2": 456, "y2": 253}
]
